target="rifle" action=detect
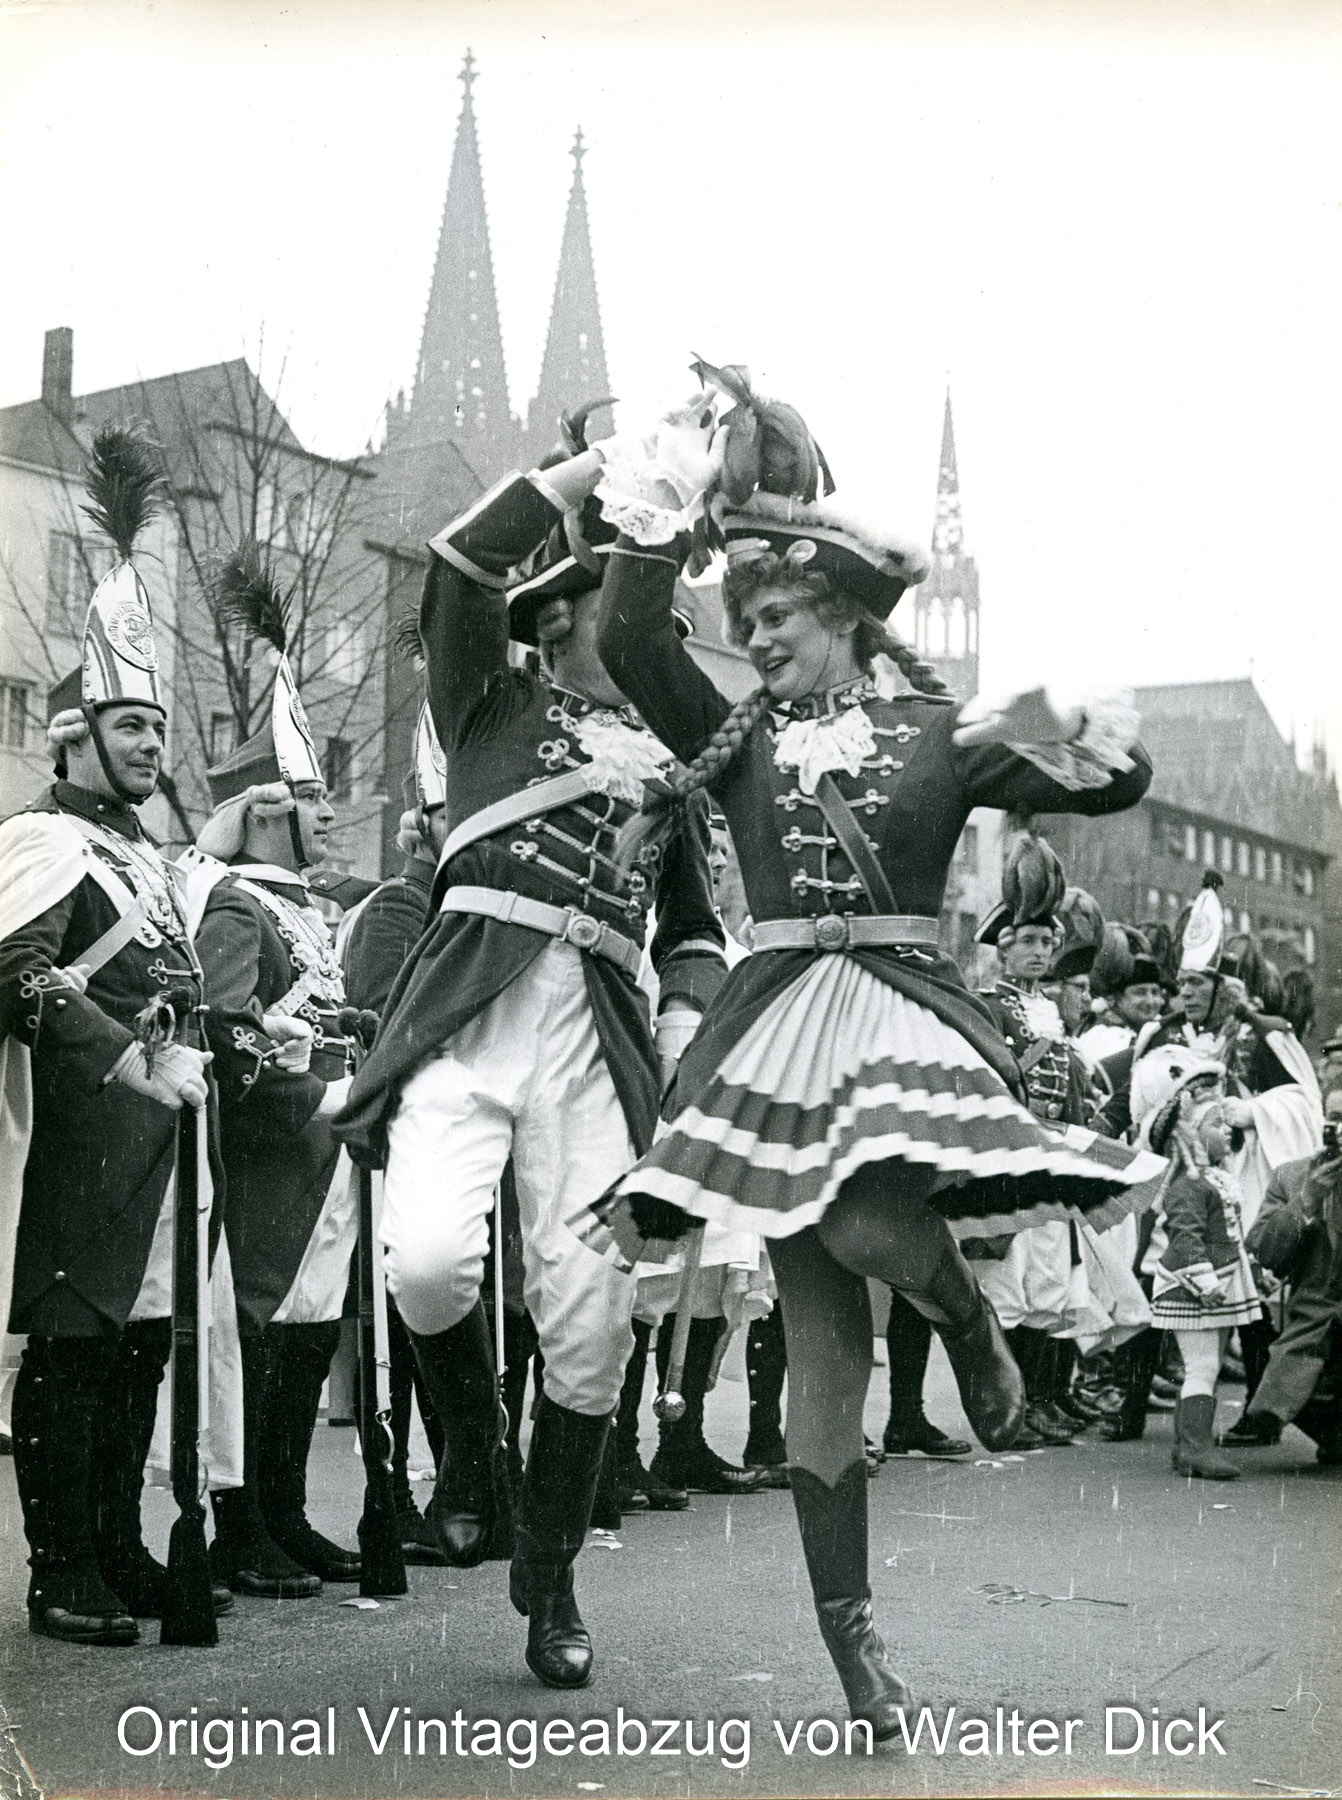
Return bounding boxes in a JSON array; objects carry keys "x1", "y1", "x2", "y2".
[
  {"x1": 156, "y1": 985, "x2": 218, "y2": 1647},
  {"x1": 340, "y1": 1008, "x2": 407, "y2": 1599}
]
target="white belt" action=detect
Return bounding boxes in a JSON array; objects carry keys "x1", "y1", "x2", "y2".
[
  {"x1": 440, "y1": 884, "x2": 642, "y2": 978},
  {"x1": 752, "y1": 914, "x2": 941, "y2": 954}
]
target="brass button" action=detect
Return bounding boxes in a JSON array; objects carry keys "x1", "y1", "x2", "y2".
[
  {"x1": 1046, "y1": 1102, "x2": 1062, "y2": 1119},
  {"x1": 54, "y1": 1270, "x2": 66, "y2": 1282}
]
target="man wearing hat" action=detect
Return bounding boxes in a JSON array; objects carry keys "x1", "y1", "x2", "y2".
[
  {"x1": 0, "y1": 430, "x2": 214, "y2": 1644},
  {"x1": 336, "y1": 422, "x2": 727, "y2": 1690},
  {"x1": 186, "y1": 546, "x2": 361, "y2": 1599}
]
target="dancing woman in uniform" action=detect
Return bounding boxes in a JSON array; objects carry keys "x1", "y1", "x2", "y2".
[{"x1": 576, "y1": 385, "x2": 1164, "y2": 1734}]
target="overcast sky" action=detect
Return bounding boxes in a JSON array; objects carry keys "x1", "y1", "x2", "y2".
[{"x1": 3, "y1": 0, "x2": 1340, "y2": 771}]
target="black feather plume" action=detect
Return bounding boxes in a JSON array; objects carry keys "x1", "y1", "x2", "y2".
[
  {"x1": 80, "y1": 426, "x2": 164, "y2": 562},
  {"x1": 394, "y1": 605, "x2": 425, "y2": 665},
  {"x1": 212, "y1": 540, "x2": 290, "y2": 653}
]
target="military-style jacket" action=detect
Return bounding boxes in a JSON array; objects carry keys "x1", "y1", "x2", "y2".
[
  {"x1": 195, "y1": 865, "x2": 353, "y2": 1332},
  {"x1": 596, "y1": 540, "x2": 1153, "y2": 1117},
  {"x1": 338, "y1": 483, "x2": 727, "y2": 1166},
  {"x1": 340, "y1": 855, "x2": 434, "y2": 1018},
  {"x1": 980, "y1": 981, "x2": 1091, "y2": 1126},
  {"x1": 0, "y1": 782, "x2": 204, "y2": 1334}
]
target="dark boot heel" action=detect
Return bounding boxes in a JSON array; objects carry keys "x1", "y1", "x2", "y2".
[
  {"x1": 409, "y1": 1306, "x2": 511, "y2": 1567},
  {"x1": 816, "y1": 1594, "x2": 912, "y2": 1740},
  {"x1": 510, "y1": 1562, "x2": 592, "y2": 1687},
  {"x1": 511, "y1": 1395, "x2": 611, "y2": 1688}
]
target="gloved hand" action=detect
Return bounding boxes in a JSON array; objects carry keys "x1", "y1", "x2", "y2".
[
  {"x1": 592, "y1": 392, "x2": 720, "y2": 545},
  {"x1": 954, "y1": 688, "x2": 1086, "y2": 748},
  {"x1": 534, "y1": 597, "x2": 574, "y2": 644},
  {"x1": 261, "y1": 1012, "x2": 314, "y2": 1074},
  {"x1": 51, "y1": 964, "x2": 91, "y2": 994},
  {"x1": 317, "y1": 1074, "x2": 353, "y2": 1118},
  {"x1": 110, "y1": 1041, "x2": 212, "y2": 1111}
]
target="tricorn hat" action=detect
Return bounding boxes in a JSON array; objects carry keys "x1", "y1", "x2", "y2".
[
  {"x1": 1049, "y1": 886, "x2": 1105, "y2": 980},
  {"x1": 721, "y1": 490, "x2": 930, "y2": 620},
  {"x1": 1089, "y1": 923, "x2": 1163, "y2": 999},
  {"x1": 205, "y1": 543, "x2": 324, "y2": 805}
]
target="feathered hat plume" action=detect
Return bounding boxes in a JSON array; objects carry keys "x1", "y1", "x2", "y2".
[
  {"x1": 691, "y1": 354, "x2": 835, "y2": 506},
  {"x1": 213, "y1": 539, "x2": 290, "y2": 653},
  {"x1": 80, "y1": 426, "x2": 164, "y2": 563},
  {"x1": 975, "y1": 827, "x2": 1067, "y2": 946}
]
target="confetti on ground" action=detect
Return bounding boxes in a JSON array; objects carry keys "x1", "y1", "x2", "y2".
[
  {"x1": 728, "y1": 1672, "x2": 773, "y2": 1683},
  {"x1": 339, "y1": 1597, "x2": 380, "y2": 1609},
  {"x1": 890, "y1": 1508, "x2": 977, "y2": 1523},
  {"x1": 1212, "y1": 1502, "x2": 1234, "y2": 1510},
  {"x1": 577, "y1": 1782, "x2": 605, "y2": 1790},
  {"x1": 976, "y1": 1582, "x2": 1130, "y2": 1609},
  {"x1": 588, "y1": 1530, "x2": 623, "y2": 1551},
  {"x1": 974, "y1": 1459, "x2": 1006, "y2": 1469}
]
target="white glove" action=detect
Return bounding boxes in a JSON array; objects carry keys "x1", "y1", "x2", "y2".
[
  {"x1": 110, "y1": 1041, "x2": 212, "y2": 1111},
  {"x1": 1178, "y1": 1261, "x2": 1227, "y2": 1301},
  {"x1": 593, "y1": 393, "x2": 720, "y2": 545},
  {"x1": 261, "y1": 1012, "x2": 314, "y2": 1074},
  {"x1": 954, "y1": 687, "x2": 1085, "y2": 748},
  {"x1": 51, "y1": 964, "x2": 91, "y2": 994},
  {"x1": 317, "y1": 1074, "x2": 353, "y2": 1118}
]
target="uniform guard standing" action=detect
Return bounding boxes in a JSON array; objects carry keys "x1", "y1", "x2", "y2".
[
  {"x1": 0, "y1": 430, "x2": 213, "y2": 1644},
  {"x1": 338, "y1": 435, "x2": 727, "y2": 1690},
  {"x1": 189, "y1": 547, "x2": 360, "y2": 1598}
]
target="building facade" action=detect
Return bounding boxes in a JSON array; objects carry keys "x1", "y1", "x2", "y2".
[{"x1": 1041, "y1": 679, "x2": 1341, "y2": 1038}]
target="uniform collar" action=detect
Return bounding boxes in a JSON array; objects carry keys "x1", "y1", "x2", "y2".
[
  {"x1": 229, "y1": 859, "x2": 311, "y2": 897},
  {"x1": 546, "y1": 680, "x2": 642, "y2": 731},
  {"x1": 53, "y1": 779, "x2": 145, "y2": 841},
  {"x1": 775, "y1": 674, "x2": 879, "y2": 722}
]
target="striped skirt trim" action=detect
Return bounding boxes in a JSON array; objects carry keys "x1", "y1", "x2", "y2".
[{"x1": 592, "y1": 955, "x2": 1164, "y2": 1255}]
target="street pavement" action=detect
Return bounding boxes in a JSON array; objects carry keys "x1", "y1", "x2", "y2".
[{"x1": 0, "y1": 1342, "x2": 1338, "y2": 1800}]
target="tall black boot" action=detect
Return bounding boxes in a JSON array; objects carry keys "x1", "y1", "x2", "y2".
[
  {"x1": 1099, "y1": 1327, "x2": 1162, "y2": 1441},
  {"x1": 883, "y1": 1288, "x2": 971, "y2": 1458},
  {"x1": 744, "y1": 1307, "x2": 789, "y2": 1468},
  {"x1": 790, "y1": 1461, "x2": 911, "y2": 1739},
  {"x1": 385, "y1": 1301, "x2": 446, "y2": 1566},
  {"x1": 409, "y1": 1302, "x2": 512, "y2": 1566},
  {"x1": 89, "y1": 1320, "x2": 233, "y2": 1618},
  {"x1": 509, "y1": 1394, "x2": 610, "y2": 1688},
  {"x1": 257, "y1": 1321, "x2": 361, "y2": 1581},
  {"x1": 652, "y1": 1315, "x2": 762, "y2": 1494},
  {"x1": 590, "y1": 1432, "x2": 622, "y2": 1532},
  {"x1": 210, "y1": 1332, "x2": 322, "y2": 1599},
  {"x1": 916, "y1": 1247, "x2": 1024, "y2": 1451},
  {"x1": 11, "y1": 1336, "x2": 138, "y2": 1644},
  {"x1": 1239, "y1": 1314, "x2": 1276, "y2": 1406}
]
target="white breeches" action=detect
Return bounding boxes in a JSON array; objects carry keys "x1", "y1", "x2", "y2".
[
  {"x1": 272, "y1": 1150, "x2": 358, "y2": 1325},
  {"x1": 382, "y1": 940, "x2": 636, "y2": 1416}
]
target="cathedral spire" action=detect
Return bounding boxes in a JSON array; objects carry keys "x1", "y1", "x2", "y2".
[
  {"x1": 404, "y1": 49, "x2": 515, "y2": 475},
  {"x1": 931, "y1": 388, "x2": 964, "y2": 560},
  {"x1": 526, "y1": 127, "x2": 613, "y2": 448}
]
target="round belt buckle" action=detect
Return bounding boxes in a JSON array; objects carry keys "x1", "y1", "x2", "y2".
[
  {"x1": 566, "y1": 913, "x2": 602, "y2": 951},
  {"x1": 1046, "y1": 1101, "x2": 1062, "y2": 1119},
  {"x1": 814, "y1": 915, "x2": 849, "y2": 952}
]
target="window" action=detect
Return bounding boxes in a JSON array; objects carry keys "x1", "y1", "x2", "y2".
[
  {"x1": 1271, "y1": 850, "x2": 1283, "y2": 886},
  {"x1": 1167, "y1": 892, "x2": 1182, "y2": 919},
  {"x1": 1164, "y1": 820, "x2": 1185, "y2": 856},
  {"x1": 1237, "y1": 841, "x2": 1251, "y2": 878},
  {"x1": 1147, "y1": 888, "x2": 1161, "y2": 914},
  {"x1": 324, "y1": 736, "x2": 352, "y2": 800},
  {"x1": 1184, "y1": 823, "x2": 1198, "y2": 861},
  {"x1": 1220, "y1": 835, "x2": 1233, "y2": 873},
  {"x1": 319, "y1": 621, "x2": 365, "y2": 686},
  {"x1": 1303, "y1": 865, "x2": 1315, "y2": 898},
  {"x1": 1305, "y1": 926, "x2": 1316, "y2": 966},
  {"x1": 1202, "y1": 829, "x2": 1216, "y2": 867},
  {"x1": 208, "y1": 710, "x2": 234, "y2": 762},
  {"x1": 1, "y1": 682, "x2": 29, "y2": 750},
  {"x1": 46, "y1": 530, "x2": 113, "y2": 635},
  {"x1": 1239, "y1": 910, "x2": 1251, "y2": 934},
  {"x1": 1254, "y1": 846, "x2": 1267, "y2": 883}
]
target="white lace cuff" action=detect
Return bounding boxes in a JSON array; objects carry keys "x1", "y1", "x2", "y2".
[
  {"x1": 594, "y1": 433, "x2": 708, "y2": 546},
  {"x1": 1007, "y1": 689, "x2": 1139, "y2": 793}
]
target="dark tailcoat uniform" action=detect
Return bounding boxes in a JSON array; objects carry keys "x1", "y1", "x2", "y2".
[
  {"x1": 195, "y1": 869, "x2": 353, "y2": 1334},
  {"x1": 338, "y1": 503, "x2": 727, "y2": 1166},
  {"x1": 595, "y1": 542, "x2": 1156, "y2": 1239},
  {"x1": 341, "y1": 857, "x2": 433, "y2": 1017},
  {"x1": 1247, "y1": 1156, "x2": 1342, "y2": 1430},
  {"x1": 980, "y1": 983, "x2": 1094, "y2": 1128},
  {"x1": 0, "y1": 782, "x2": 204, "y2": 1335}
]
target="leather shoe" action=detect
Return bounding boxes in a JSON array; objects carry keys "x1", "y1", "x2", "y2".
[
  {"x1": 1216, "y1": 1411, "x2": 1282, "y2": 1448},
  {"x1": 882, "y1": 1415, "x2": 972, "y2": 1459},
  {"x1": 510, "y1": 1564, "x2": 592, "y2": 1688},
  {"x1": 745, "y1": 1460, "x2": 791, "y2": 1488},
  {"x1": 641, "y1": 1459, "x2": 690, "y2": 1511},
  {"x1": 653, "y1": 1445, "x2": 763, "y2": 1495},
  {"x1": 268, "y1": 1516, "x2": 361, "y2": 1582},
  {"x1": 1022, "y1": 1404, "x2": 1076, "y2": 1446},
  {"x1": 29, "y1": 1602, "x2": 138, "y2": 1646},
  {"x1": 397, "y1": 1499, "x2": 449, "y2": 1567}
]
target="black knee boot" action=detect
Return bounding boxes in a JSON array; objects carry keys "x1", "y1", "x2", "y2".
[
  {"x1": 916, "y1": 1247, "x2": 1024, "y2": 1451},
  {"x1": 410, "y1": 1303, "x2": 512, "y2": 1566},
  {"x1": 12, "y1": 1336, "x2": 138, "y2": 1644},
  {"x1": 257, "y1": 1321, "x2": 361, "y2": 1581},
  {"x1": 744, "y1": 1306, "x2": 789, "y2": 1471},
  {"x1": 385, "y1": 1302, "x2": 445, "y2": 1565},
  {"x1": 90, "y1": 1319, "x2": 232, "y2": 1618},
  {"x1": 1099, "y1": 1327, "x2": 1162, "y2": 1441},
  {"x1": 509, "y1": 1394, "x2": 610, "y2": 1688},
  {"x1": 883, "y1": 1288, "x2": 971, "y2": 1458},
  {"x1": 652, "y1": 1315, "x2": 762, "y2": 1493},
  {"x1": 210, "y1": 1331, "x2": 322, "y2": 1599},
  {"x1": 790, "y1": 1460, "x2": 911, "y2": 1739}
]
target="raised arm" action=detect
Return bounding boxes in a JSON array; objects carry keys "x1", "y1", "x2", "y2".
[
  {"x1": 597, "y1": 539, "x2": 733, "y2": 762},
  {"x1": 951, "y1": 687, "x2": 1152, "y2": 818}
]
